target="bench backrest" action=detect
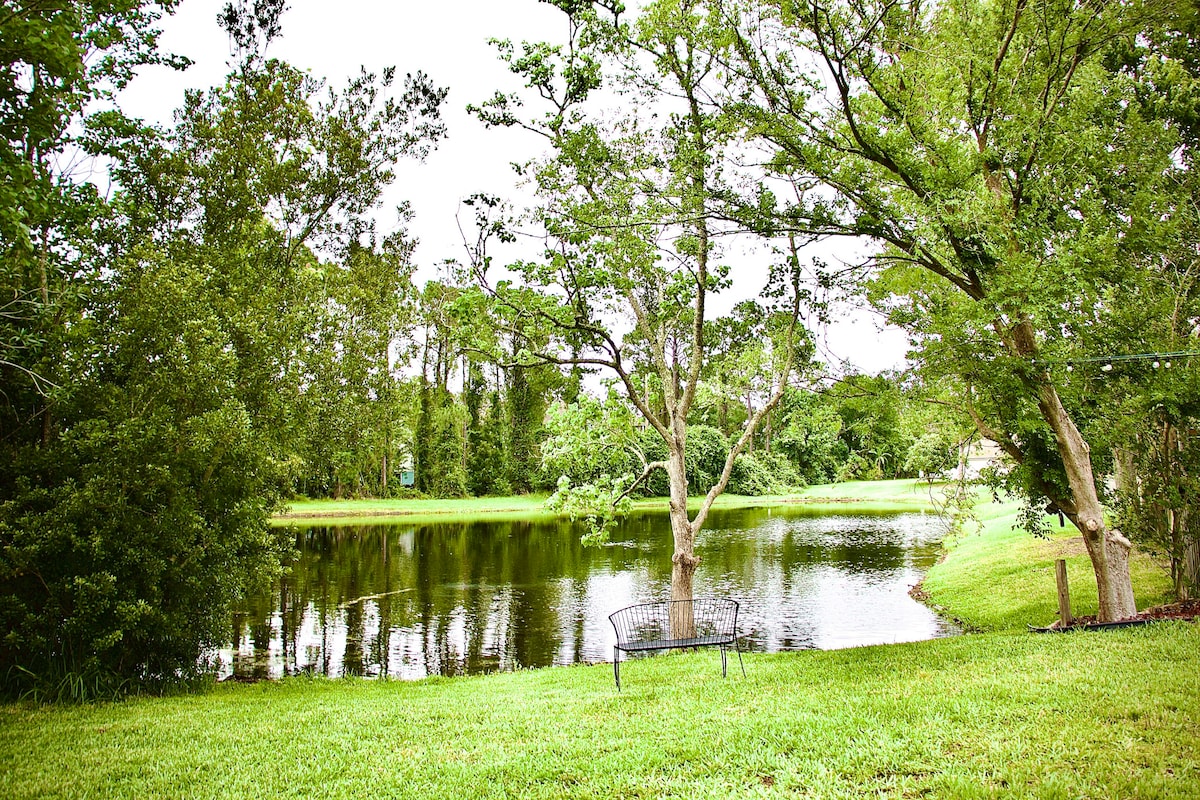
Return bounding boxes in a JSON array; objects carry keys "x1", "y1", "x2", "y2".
[{"x1": 608, "y1": 598, "x2": 740, "y2": 645}]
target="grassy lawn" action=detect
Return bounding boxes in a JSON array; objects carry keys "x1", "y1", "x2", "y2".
[
  {"x1": 923, "y1": 498, "x2": 1177, "y2": 631},
  {"x1": 4, "y1": 481, "x2": 1197, "y2": 799},
  {"x1": 2, "y1": 627, "x2": 1195, "y2": 799},
  {"x1": 276, "y1": 479, "x2": 942, "y2": 524},
  {"x1": 277, "y1": 493, "x2": 557, "y2": 524}
]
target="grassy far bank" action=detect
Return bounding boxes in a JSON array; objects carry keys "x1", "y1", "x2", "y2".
[
  {"x1": 923, "y1": 497, "x2": 1176, "y2": 631},
  {"x1": 4, "y1": 481, "x2": 1196, "y2": 799},
  {"x1": 275, "y1": 478, "x2": 942, "y2": 523}
]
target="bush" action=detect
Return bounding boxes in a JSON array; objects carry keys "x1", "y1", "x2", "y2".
[
  {"x1": 0, "y1": 400, "x2": 292, "y2": 699},
  {"x1": 762, "y1": 450, "x2": 804, "y2": 490},
  {"x1": 903, "y1": 432, "x2": 959, "y2": 478},
  {"x1": 835, "y1": 452, "x2": 883, "y2": 482},
  {"x1": 728, "y1": 451, "x2": 801, "y2": 496},
  {"x1": 637, "y1": 425, "x2": 733, "y2": 497},
  {"x1": 685, "y1": 425, "x2": 731, "y2": 493}
]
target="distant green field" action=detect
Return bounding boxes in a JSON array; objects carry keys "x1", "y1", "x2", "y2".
[{"x1": 275, "y1": 479, "x2": 943, "y2": 524}]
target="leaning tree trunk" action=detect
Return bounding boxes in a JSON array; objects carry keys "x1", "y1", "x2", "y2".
[
  {"x1": 1004, "y1": 318, "x2": 1138, "y2": 621},
  {"x1": 1035, "y1": 380, "x2": 1138, "y2": 621},
  {"x1": 667, "y1": 430, "x2": 698, "y2": 639}
]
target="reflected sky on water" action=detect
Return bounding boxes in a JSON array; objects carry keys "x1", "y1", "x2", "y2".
[{"x1": 221, "y1": 505, "x2": 959, "y2": 680}]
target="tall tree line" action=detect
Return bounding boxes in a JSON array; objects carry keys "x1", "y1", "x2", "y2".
[
  {"x1": 0, "y1": 0, "x2": 447, "y2": 695},
  {"x1": 4, "y1": 0, "x2": 1195, "y2": 695}
]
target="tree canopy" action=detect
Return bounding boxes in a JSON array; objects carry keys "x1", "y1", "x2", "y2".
[
  {"x1": 723, "y1": 0, "x2": 1198, "y2": 620},
  {"x1": 2, "y1": 0, "x2": 1197, "y2": 693}
]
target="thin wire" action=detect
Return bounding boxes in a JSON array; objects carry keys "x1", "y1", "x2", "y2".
[{"x1": 1031, "y1": 350, "x2": 1200, "y2": 367}]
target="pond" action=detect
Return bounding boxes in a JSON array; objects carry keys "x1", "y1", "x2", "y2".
[{"x1": 222, "y1": 505, "x2": 960, "y2": 680}]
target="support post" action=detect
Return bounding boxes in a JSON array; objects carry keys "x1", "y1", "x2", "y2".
[{"x1": 1056, "y1": 559, "x2": 1073, "y2": 628}]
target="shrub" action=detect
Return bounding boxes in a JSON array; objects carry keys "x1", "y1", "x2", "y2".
[
  {"x1": 835, "y1": 452, "x2": 883, "y2": 482},
  {"x1": 0, "y1": 400, "x2": 292, "y2": 699},
  {"x1": 728, "y1": 452, "x2": 793, "y2": 496}
]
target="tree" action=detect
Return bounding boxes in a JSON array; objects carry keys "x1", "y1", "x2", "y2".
[
  {"x1": 0, "y1": 0, "x2": 200, "y2": 696},
  {"x1": 774, "y1": 388, "x2": 844, "y2": 484},
  {"x1": 1, "y1": 1, "x2": 183, "y2": 424},
  {"x1": 0, "y1": 2, "x2": 448, "y2": 692},
  {"x1": 505, "y1": 336, "x2": 554, "y2": 494},
  {"x1": 726, "y1": 0, "x2": 1195, "y2": 621},
  {"x1": 830, "y1": 373, "x2": 910, "y2": 480},
  {"x1": 465, "y1": 361, "x2": 512, "y2": 496},
  {"x1": 299, "y1": 230, "x2": 418, "y2": 498},
  {"x1": 414, "y1": 280, "x2": 468, "y2": 496},
  {"x1": 1102, "y1": 6, "x2": 1200, "y2": 601},
  {"x1": 473, "y1": 0, "x2": 813, "y2": 619}
]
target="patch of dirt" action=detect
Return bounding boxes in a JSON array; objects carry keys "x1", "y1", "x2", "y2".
[
  {"x1": 219, "y1": 674, "x2": 269, "y2": 683},
  {"x1": 1049, "y1": 599, "x2": 1200, "y2": 629},
  {"x1": 908, "y1": 583, "x2": 982, "y2": 632}
]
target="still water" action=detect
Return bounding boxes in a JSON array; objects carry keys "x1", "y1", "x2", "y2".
[{"x1": 222, "y1": 506, "x2": 959, "y2": 680}]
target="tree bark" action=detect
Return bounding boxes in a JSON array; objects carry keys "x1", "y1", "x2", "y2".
[
  {"x1": 667, "y1": 426, "x2": 698, "y2": 639},
  {"x1": 1001, "y1": 320, "x2": 1138, "y2": 621},
  {"x1": 1032, "y1": 377, "x2": 1137, "y2": 621},
  {"x1": 1162, "y1": 422, "x2": 1198, "y2": 601},
  {"x1": 1181, "y1": 527, "x2": 1199, "y2": 601}
]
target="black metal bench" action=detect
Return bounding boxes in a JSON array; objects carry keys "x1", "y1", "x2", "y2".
[{"x1": 607, "y1": 598, "x2": 745, "y2": 690}]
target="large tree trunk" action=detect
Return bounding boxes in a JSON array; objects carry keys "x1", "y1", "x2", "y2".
[
  {"x1": 1034, "y1": 379, "x2": 1137, "y2": 621},
  {"x1": 1003, "y1": 319, "x2": 1138, "y2": 622},
  {"x1": 667, "y1": 429, "x2": 698, "y2": 639}
]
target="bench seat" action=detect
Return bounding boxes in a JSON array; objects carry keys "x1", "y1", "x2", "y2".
[
  {"x1": 617, "y1": 633, "x2": 734, "y2": 653},
  {"x1": 607, "y1": 598, "x2": 744, "y2": 689}
]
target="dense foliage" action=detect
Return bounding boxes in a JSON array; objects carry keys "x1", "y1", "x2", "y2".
[
  {"x1": 0, "y1": 1, "x2": 446, "y2": 696},
  {"x1": 3, "y1": 0, "x2": 1195, "y2": 693}
]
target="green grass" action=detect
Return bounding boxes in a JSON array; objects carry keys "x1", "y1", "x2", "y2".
[
  {"x1": 795, "y1": 477, "x2": 942, "y2": 504},
  {"x1": 276, "y1": 479, "x2": 941, "y2": 524},
  {"x1": 278, "y1": 493, "x2": 556, "y2": 523},
  {"x1": 923, "y1": 499, "x2": 1176, "y2": 631},
  {"x1": 2, "y1": 627, "x2": 1196, "y2": 798},
  {"x1": 6, "y1": 480, "x2": 1197, "y2": 798}
]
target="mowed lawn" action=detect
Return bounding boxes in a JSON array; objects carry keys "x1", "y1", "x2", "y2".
[
  {"x1": 275, "y1": 478, "x2": 942, "y2": 524},
  {"x1": 3, "y1": 483, "x2": 1197, "y2": 799}
]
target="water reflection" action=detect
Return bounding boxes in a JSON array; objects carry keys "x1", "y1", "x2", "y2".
[{"x1": 222, "y1": 506, "x2": 958, "y2": 679}]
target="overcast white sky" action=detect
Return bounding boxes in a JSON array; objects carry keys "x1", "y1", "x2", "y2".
[{"x1": 116, "y1": 0, "x2": 908, "y2": 374}]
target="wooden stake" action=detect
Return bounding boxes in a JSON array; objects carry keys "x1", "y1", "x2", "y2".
[{"x1": 1055, "y1": 559, "x2": 1073, "y2": 628}]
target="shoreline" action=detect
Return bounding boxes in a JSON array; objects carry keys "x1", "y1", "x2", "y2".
[{"x1": 273, "y1": 479, "x2": 942, "y2": 521}]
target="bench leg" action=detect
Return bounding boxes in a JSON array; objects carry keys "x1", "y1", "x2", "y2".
[
  {"x1": 613, "y1": 646, "x2": 621, "y2": 691},
  {"x1": 721, "y1": 645, "x2": 728, "y2": 678},
  {"x1": 735, "y1": 638, "x2": 745, "y2": 678}
]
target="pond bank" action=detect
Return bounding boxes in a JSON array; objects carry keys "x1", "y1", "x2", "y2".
[
  {"x1": 920, "y1": 498, "x2": 1174, "y2": 630},
  {"x1": 4, "y1": 481, "x2": 1194, "y2": 799},
  {"x1": 274, "y1": 478, "x2": 942, "y2": 522},
  {"x1": 231, "y1": 504, "x2": 957, "y2": 680}
]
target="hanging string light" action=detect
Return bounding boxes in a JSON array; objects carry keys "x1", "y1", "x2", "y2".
[{"x1": 1035, "y1": 350, "x2": 1200, "y2": 373}]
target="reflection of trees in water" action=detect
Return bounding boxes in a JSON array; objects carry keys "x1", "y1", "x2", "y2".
[
  {"x1": 232, "y1": 518, "x2": 610, "y2": 678},
  {"x1": 228, "y1": 509, "x2": 949, "y2": 679}
]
